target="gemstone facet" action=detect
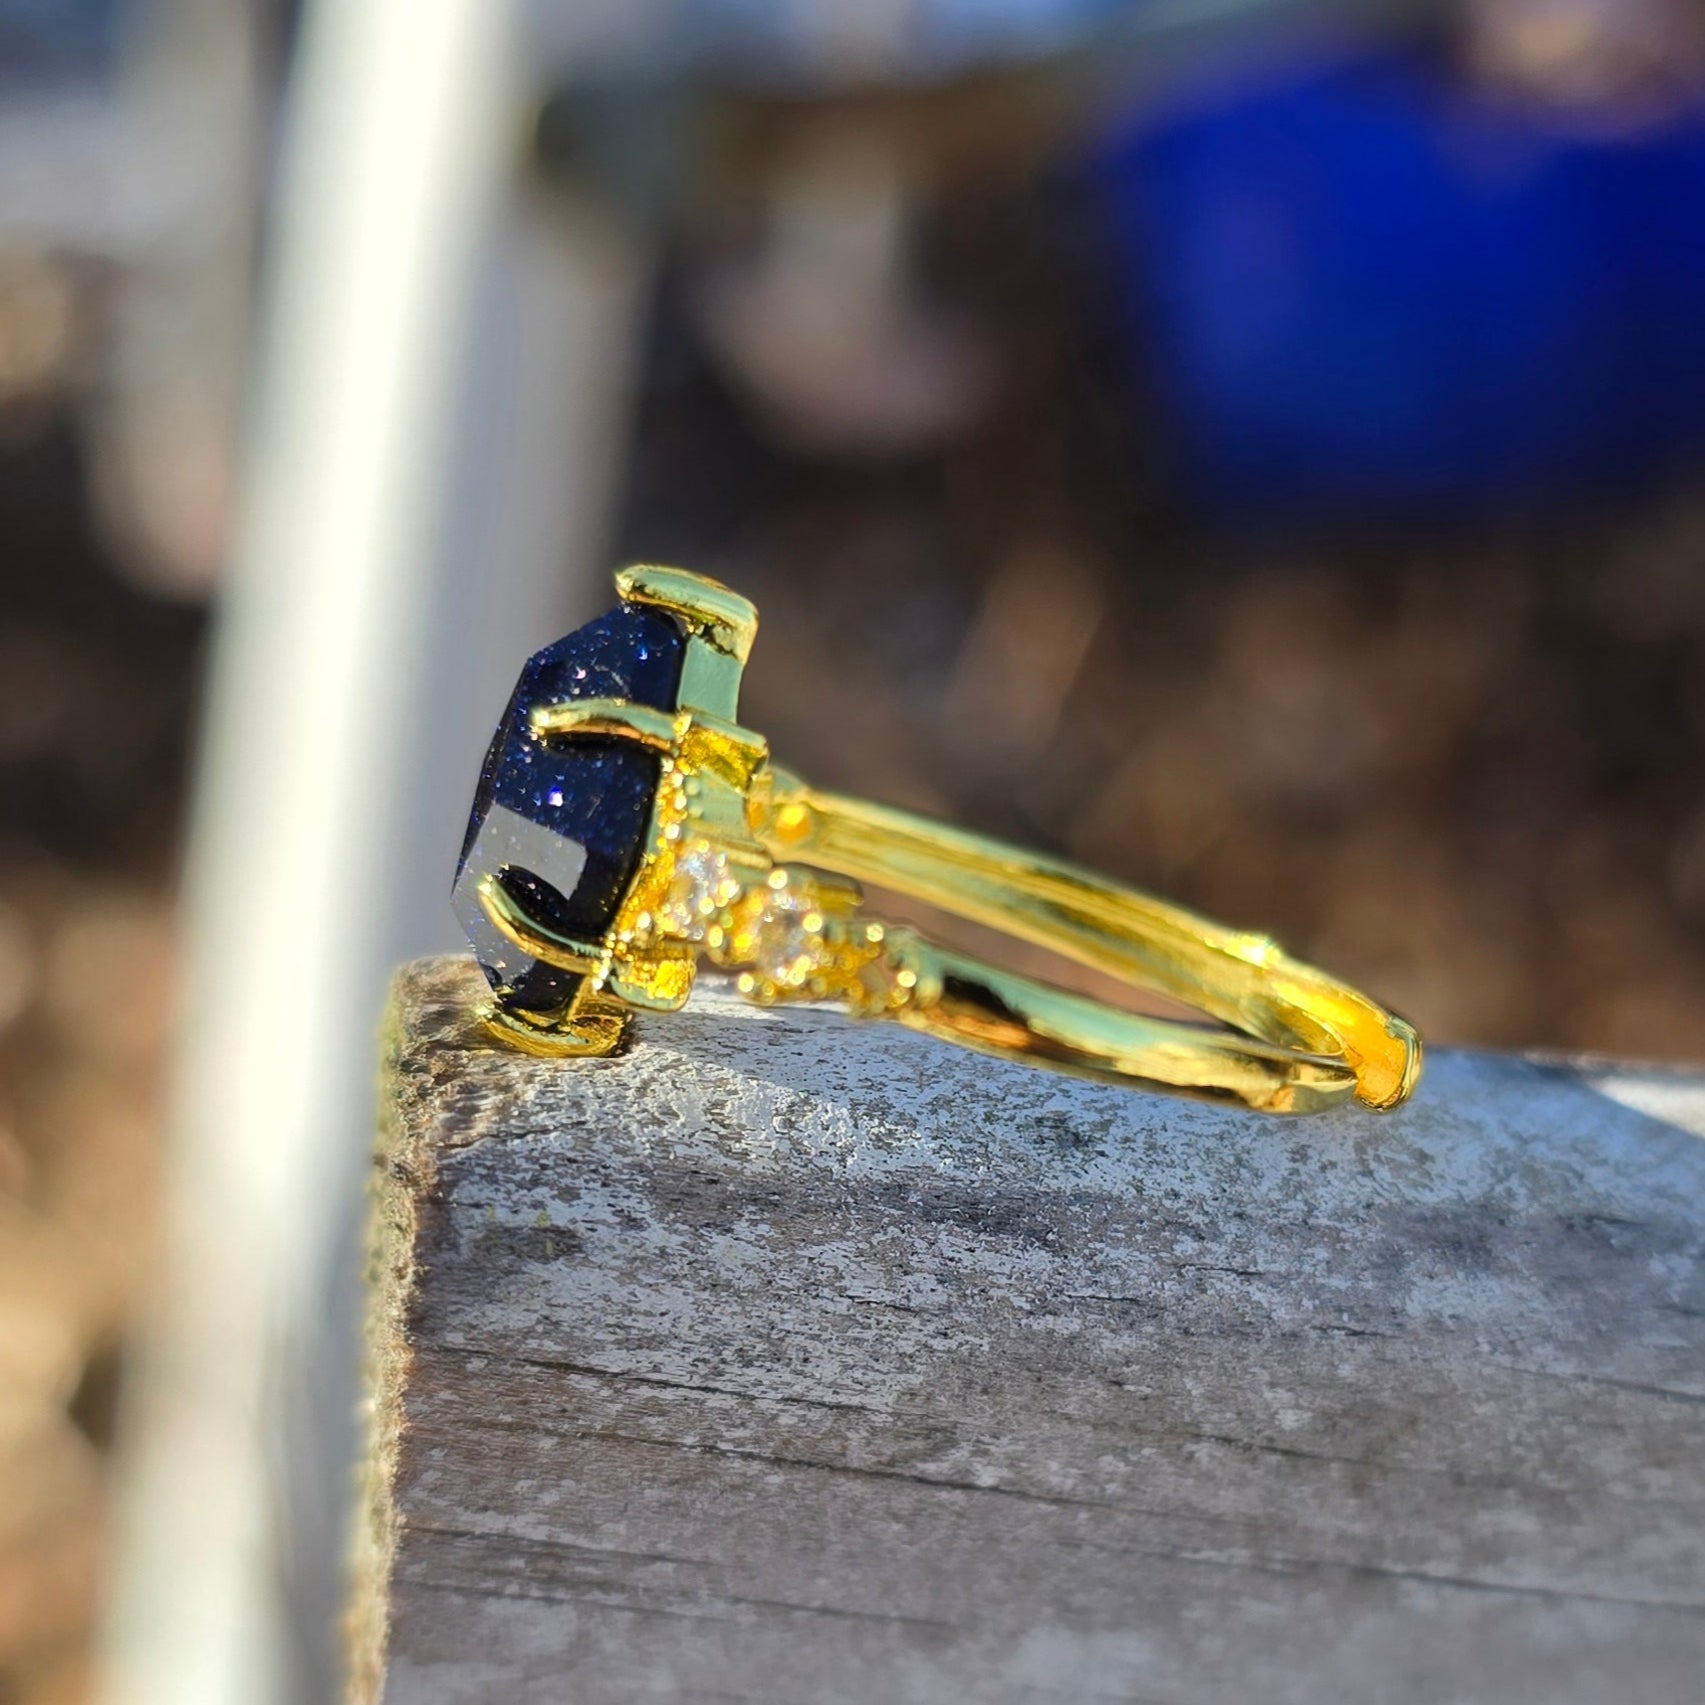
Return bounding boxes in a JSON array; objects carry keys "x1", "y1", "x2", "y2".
[{"x1": 453, "y1": 603, "x2": 684, "y2": 1012}]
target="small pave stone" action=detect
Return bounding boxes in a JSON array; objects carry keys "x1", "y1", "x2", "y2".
[
  {"x1": 662, "y1": 845, "x2": 737, "y2": 941},
  {"x1": 750, "y1": 890, "x2": 829, "y2": 988}
]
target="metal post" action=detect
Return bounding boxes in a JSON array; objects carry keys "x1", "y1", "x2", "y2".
[{"x1": 101, "y1": 0, "x2": 647, "y2": 1697}]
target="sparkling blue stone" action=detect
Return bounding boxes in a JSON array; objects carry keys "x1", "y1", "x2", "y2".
[{"x1": 453, "y1": 603, "x2": 684, "y2": 1013}]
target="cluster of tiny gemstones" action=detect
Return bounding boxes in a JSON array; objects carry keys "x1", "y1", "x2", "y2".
[{"x1": 652, "y1": 832, "x2": 919, "y2": 1014}]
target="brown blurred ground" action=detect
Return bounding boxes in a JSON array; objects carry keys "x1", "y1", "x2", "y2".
[
  {"x1": 4, "y1": 182, "x2": 1705, "y2": 1696},
  {"x1": 0, "y1": 423, "x2": 198, "y2": 1704}
]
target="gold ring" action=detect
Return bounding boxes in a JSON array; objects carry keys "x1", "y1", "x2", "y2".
[{"x1": 453, "y1": 566, "x2": 1421, "y2": 1115}]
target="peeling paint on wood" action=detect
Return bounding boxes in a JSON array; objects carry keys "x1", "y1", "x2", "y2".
[{"x1": 358, "y1": 956, "x2": 1705, "y2": 1705}]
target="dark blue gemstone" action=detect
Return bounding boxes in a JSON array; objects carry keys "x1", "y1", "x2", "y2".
[{"x1": 452, "y1": 603, "x2": 684, "y2": 1013}]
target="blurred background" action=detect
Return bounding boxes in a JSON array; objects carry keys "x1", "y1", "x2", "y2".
[{"x1": 2, "y1": 0, "x2": 1704, "y2": 1700}]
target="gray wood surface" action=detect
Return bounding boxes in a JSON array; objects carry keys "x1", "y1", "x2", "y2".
[{"x1": 359, "y1": 955, "x2": 1705, "y2": 1705}]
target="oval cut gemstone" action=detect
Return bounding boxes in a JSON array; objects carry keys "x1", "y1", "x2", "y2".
[{"x1": 453, "y1": 603, "x2": 684, "y2": 1013}]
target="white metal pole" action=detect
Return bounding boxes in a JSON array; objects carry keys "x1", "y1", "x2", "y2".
[{"x1": 101, "y1": 0, "x2": 646, "y2": 1697}]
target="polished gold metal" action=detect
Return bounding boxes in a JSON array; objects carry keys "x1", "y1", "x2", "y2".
[
  {"x1": 477, "y1": 567, "x2": 1422, "y2": 1114},
  {"x1": 476, "y1": 873, "x2": 608, "y2": 977},
  {"x1": 528, "y1": 698, "x2": 679, "y2": 751}
]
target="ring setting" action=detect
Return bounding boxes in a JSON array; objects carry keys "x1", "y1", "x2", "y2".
[{"x1": 453, "y1": 565, "x2": 1421, "y2": 1114}]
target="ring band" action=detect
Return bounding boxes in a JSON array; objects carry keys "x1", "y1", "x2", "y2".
[{"x1": 453, "y1": 566, "x2": 1421, "y2": 1115}]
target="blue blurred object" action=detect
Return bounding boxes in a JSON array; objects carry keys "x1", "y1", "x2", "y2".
[{"x1": 1093, "y1": 50, "x2": 1705, "y2": 514}]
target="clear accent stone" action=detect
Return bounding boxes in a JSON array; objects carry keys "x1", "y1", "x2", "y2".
[
  {"x1": 750, "y1": 890, "x2": 828, "y2": 987},
  {"x1": 662, "y1": 844, "x2": 736, "y2": 941}
]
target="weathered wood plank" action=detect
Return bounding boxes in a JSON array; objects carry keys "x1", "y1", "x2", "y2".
[{"x1": 359, "y1": 955, "x2": 1705, "y2": 1705}]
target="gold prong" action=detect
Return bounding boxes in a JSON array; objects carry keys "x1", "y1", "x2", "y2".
[
  {"x1": 480, "y1": 1001, "x2": 627, "y2": 1057},
  {"x1": 605, "y1": 956, "x2": 695, "y2": 1012},
  {"x1": 616, "y1": 564, "x2": 758, "y2": 663},
  {"x1": 476, "y1": 874, "x2": 607, "y2": 975},
  {"x1": 528, "y1": 698, "x2": 678, "y2": 750}
]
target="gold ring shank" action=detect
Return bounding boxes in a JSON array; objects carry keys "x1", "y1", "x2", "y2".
[
  {"x1": 909, "y1": 947, "x2": 1356, "y2": 1114},
  {"x1": 753, "y1": 771, "x2": 1419, "y2": 1114}
]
